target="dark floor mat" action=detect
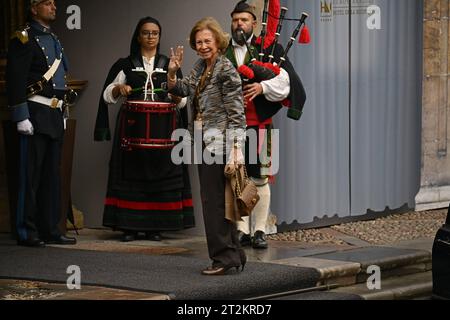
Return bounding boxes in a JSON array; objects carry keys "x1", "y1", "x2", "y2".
[
  {"x1": 0, "y1": 245, "x2": 320, "y2": 300},
  {"x1": 271, "y1": 291, "x2": 364, "y2": 300}
]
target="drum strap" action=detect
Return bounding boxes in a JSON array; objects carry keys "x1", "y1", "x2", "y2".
[{"x1": 131, "y1": 54, "x2": 168, "y2": 72}]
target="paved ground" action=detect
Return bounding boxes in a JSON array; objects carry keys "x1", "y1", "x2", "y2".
[
  {"x1": 0, "y1": 279, "x2": 169, "y2": 300},
  {"x1": 330, "y1": 209, "x2": 447, "y2": 245},
  {"x1": 0, "y1": 209, "x2": 445, "y2": 300},
  {"x1": 269, "y1": 209, "x2": 447, "y2": 245}
]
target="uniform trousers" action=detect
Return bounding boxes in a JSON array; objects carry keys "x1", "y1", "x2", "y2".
[{"x1": 16, "y1": 133, "x2": 63, "y2": 241}]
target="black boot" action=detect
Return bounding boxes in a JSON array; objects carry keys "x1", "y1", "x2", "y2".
[
  {"x1": 252, "y1": 231, "x2": 268, "y2": 249},
  {"x1": 17, "y1": 237, "x2": 46, "y2": 248},
  {"x1": 146, "y1": 231, "x2": 162, "y2": 241},
  {"x1": 44, "y1": 235, "x2": 77, "y2": 245},
  {"x1": 121, "y1": 231, "x2": 136, "y2": 242},
  {"x1": 237, "y1": 231, "x2": 252, "y2": 247}
]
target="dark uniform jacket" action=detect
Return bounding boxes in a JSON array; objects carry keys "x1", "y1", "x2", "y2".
[{"x1": 6, "y1": 20, "x2": 69, "y2": 139}]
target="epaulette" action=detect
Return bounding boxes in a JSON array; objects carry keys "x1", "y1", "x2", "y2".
[{"x1": 12, "y1": 26, "x2": 30, "y2": 44}]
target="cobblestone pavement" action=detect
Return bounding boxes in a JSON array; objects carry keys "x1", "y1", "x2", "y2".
[
  {"x1": 268, "y1": 228, "x2": 347, "y2": 245},
  {"x1": 0, "y1": 281, "x2": 65, "y2": 300},
  {"x1": 269, "y1": 209, "x2": 447, "y2": 245},
  {"x1": 0, "y1": 280, "x2": 167, "y2": 300},
  {"x1": 331, "y1": 209, "x2": 446, "y2": 244}
]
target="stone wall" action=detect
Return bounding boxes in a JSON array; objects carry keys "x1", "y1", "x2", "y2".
[{"x1": 416, "y1": 0, "x2": 450, "y2": 210}]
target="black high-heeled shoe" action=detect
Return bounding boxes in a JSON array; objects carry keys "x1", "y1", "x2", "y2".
[
  {"x1": 239, "y1": 249, "x2": 247, "y2": 272},
  {"x1": 201, "y1": 264, "x2": 241, "y2": 276},
  {"x1": 201, "y1": 266, "x2": 228, "y2": 276}
]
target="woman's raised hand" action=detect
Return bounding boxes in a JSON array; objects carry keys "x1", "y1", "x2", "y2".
[{"x1": 169, "y1": 46, "x2": 184, "y2": 75}]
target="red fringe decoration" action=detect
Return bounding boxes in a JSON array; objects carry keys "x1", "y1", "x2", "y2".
[
  {"x1": 238, "y1": 65, "x2": 255, "y2": 79},
  {"x1": 269, "y1": 175, "x2": 277, "y2": 185},
  {"x1": 282, "y1": 99, "x2": 291, "y2": 108},
  {"x1": 263, "y1": 62, "x2": 280, "y2": 75},
  {"x1": 249, "y1": 61, "x2": 280, "y2": 75},
  {"x1": 299, "y1": 25, "x2": 311, "y2": 44},
  {"x1": 256, "y1": 0, "x2": 281, "y2": 49}
]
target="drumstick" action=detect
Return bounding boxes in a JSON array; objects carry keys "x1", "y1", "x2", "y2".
[{"x1": 131, "y1": 87, "x2": 165, "y2": 93}]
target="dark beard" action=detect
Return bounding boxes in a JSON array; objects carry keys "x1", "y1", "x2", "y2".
[{"x1": 232, "y1": 28, "x2": 253, "y2": 46}]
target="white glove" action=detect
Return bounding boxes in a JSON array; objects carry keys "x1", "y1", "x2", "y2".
[{"x1": 17, "y1": 119, "x2": 34, "y2": 136}]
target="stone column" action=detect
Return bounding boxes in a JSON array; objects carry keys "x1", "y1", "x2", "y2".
[{"x1": 416, "y1": 0, "x2": 450, "y2": 211}]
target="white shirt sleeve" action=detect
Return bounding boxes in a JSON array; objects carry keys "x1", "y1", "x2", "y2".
[
  {"x1": 260, "y1": 68, "x2": 290, "y2": 102},
  {"x1": 177, "y1": 97, "x2": 187, "y2": 109},
  {"x1": 103, "y1": 70, "x2": 127, "y2": 104}
]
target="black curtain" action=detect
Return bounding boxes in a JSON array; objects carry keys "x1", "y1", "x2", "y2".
[{"x1": 1, "y1": 0, "x2": 27, "y2": 59}]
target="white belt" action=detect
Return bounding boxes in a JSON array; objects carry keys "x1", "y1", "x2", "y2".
[{"x1": 28, "y1": 95, "x2": 63, "y2": 109}]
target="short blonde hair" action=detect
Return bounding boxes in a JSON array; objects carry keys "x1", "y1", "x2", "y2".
[{"x1": 189, "y1": 17, "x2": 229, "y2": 53}]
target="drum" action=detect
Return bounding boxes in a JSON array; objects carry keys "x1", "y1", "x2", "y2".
[{"x1": 120, "y1": 100, "x2": 177, "y2": 150}]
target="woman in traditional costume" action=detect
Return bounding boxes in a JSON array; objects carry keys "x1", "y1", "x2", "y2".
[{"x1": 94, "y1": 16, "x2": 194, "y2": 242}]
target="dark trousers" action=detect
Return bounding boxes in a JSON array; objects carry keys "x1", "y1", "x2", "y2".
[
  {"x1": 16, "y1": 134, "x2": 63, "y2": 240},
  {"x1": 198, "y1": 161, "x2": 243, "y2": 268}
]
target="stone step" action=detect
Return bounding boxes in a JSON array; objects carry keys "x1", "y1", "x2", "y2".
[
  {"x1": 329, "y1": 271, "x2": 432, "y2": 300},
  {"x1": 270, "y1": 246, "x2": 432, "y2": 288}
]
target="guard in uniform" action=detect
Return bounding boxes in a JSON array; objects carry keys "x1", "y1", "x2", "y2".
[
  {"x1": 226, "y1": 1, "x2": 306, "y2": 249},
  {"x1": 6, "y1": 0, "x2": 76, "y2": 247}
]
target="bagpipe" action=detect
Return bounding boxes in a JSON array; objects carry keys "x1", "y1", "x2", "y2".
[{"x1": 237, "y1": 0, "x2": 310, "y2": 120}]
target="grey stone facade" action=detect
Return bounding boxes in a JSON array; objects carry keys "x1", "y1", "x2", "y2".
[{"x1": 416, "y1": 0, "x2": 450, "y2": 211}]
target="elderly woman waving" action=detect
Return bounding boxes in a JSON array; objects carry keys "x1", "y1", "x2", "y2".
[{"x1": 167, "y1": 17, "x2": 247, "y2": 276}]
